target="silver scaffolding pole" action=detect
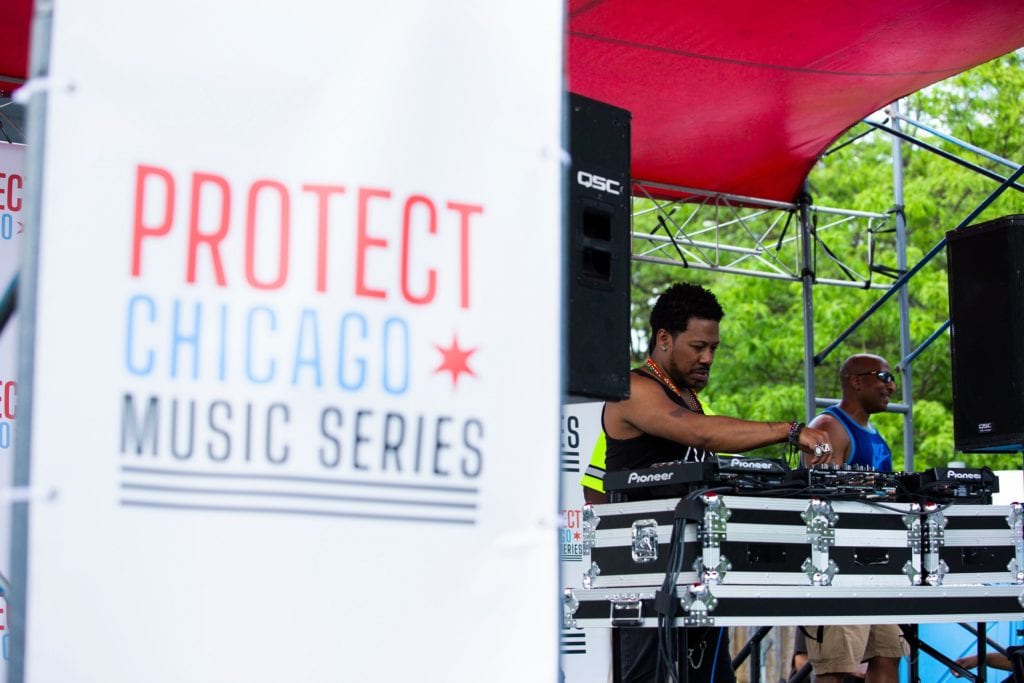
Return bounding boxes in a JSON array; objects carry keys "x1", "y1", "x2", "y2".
[
  {"x1": 798, "y1": 189, "x2": 816, "y2": 423},
  {"x1": 9, "y1": 1, "x2": 53, "y2": 681},
  {"x1": 890, "y1": 100, "x2": 916, "y2": 471}
]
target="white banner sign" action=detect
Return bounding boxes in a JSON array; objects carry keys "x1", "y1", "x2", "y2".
[
  {"x1": 22, "y1": 3, "x2": 563, "y2": 681},
  {"x1": 559, "y1": 402, "x2": 612, "y2": 683},
  {"x1": 0, "y1": 141, "x2": 24, "y2": 682}
]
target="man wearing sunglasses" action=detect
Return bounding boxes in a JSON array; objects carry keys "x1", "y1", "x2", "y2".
[
  {"x1": 805, "y1": 354, "x2": 897, "y2": 472},
  {"x1": 800, "y1": 353, "x2": 908, "y2": 682}
]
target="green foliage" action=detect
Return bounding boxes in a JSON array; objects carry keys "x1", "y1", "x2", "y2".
[{"x1": 629, "y1": 50, "x2": 1024, "y2": 472}]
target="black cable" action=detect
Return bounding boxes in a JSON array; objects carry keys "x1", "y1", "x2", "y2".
[
  {"x1": 774, "y1": 210, "x2": 794, "y2": 252},
  {"x1": 657, "y1": 515, "x2": 688, "y2": 682},
  {"x1": 656, "y1": 487, "x2": 722, "y2": 682},
  {"x1": 823, "y1": 121, "x2": 882, "y2": 157},
  {"x1": 657, "y1": 214, "x2": 689, "y2": 268},
  {"x1": 814, "y1": 230, "x2": 863, "y2": 283}
]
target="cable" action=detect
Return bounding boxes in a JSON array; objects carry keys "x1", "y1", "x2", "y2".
[
  {"x1": 657, "y1": 514, "x2": 687, "y2": 682},
  {"x1": 656, "y1": 487, "x2": 718, "y2": 682},
  {"x1": 709, "y1": 626, "x2": 724, "y2": 682}
]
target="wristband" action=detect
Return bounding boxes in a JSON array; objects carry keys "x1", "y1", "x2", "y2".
[{"x1": 787, "y1": 420, "x2": 805, "y2": 446}]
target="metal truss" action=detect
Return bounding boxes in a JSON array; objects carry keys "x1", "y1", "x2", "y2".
[
  {"x1": 630, "y1": 102, "x2": 1024, "y2": 472},
  {"x1": 631, "y1": 180, "x2": 895, "y2": 289}
]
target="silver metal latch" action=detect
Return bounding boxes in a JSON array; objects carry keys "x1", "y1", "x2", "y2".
[
  {"x1": 903, "y1": 508, "x2": 923, "y2": 551},
  {"x1": 923, "y1": 505, "x2": 947, "y2": 552},
  {"x1": 802, "y1": 557, "x2": 839, "y2": 586},
  {"x1": 680, "y1": 584, "x2": 717, "y2": 626},
  {"x1": 699, "y1": 493, "x2": 731, "y2": 548},
  {"x1": 1007, "y1": 503, "x2": 1024, "y2": 584},
  {"x1": 902, "y1": 503, "x2": 924, "y2": 585},
  {"x1": 562, "y1": 588, "x2": 580, "y2": 629},
  {"x1": 610, "y1": 594, "x2": 644, "y2": 626},
  {"x1": 694, "y1": 555, "x2": 732, "y2": 585},
  {"x1": 902, "y1": 560, "x2": 922, "y2": 585},
  {"x1": 922, "y1": 503, "x2": 947, "y2": 586},
  {"x1": 581, "y1": 504, "x2": 600, "y2": 551},
  {"x1": 802, "y1": 498, "x2": 838, "y2": 585},
  {"x1": 631, "y1": 519, "x2": 659, "y2": 563},
  {"x1": 582, "y1": 561, "x2": 601, "y2": 589},
  {"x1": 802, "y1": 498, "x2": 838, "y2": 551}
]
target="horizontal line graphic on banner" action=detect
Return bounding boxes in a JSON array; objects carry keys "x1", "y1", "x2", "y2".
[
  {"x1": 121, "y1": 499, "x2": 477, "y2": 525},
  {"x1": 121, "y1": 465, "x2": 479, "y2": 494},
  {"x1": 121, "y1": 482, "x2": 478, "y2": 509}
]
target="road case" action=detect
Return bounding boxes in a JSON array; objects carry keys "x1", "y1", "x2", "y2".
[
  {"x1": 563, "y1": 583, "x2": 1024, "y2": 629},
  {"x1": 923, "y1": 502, "x2": 1024, "y2": 585},
  {"x1": 580, "y1": 494, "x2": 921, "y2": 589}
]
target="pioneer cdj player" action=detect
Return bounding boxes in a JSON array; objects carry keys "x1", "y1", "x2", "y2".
[{"x1": 603, "y1": 455, "x2": 1001, "y2": 504}]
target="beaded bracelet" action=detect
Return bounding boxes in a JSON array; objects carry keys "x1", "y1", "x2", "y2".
[{"x1": 787, "y1": 420, "x2": 805, "y2": 446}]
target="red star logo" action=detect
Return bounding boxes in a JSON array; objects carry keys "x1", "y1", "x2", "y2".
[
  {"x1": 434, "y1": 334, "x2": 478, "y2": 389},
  {"x1": 573, "y1": 530, "x2": 581, "y2": 541}
]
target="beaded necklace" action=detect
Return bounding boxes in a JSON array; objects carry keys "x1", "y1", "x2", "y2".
[{"x1": 644, "y1": 357, "x2": 704, "y2": 414}]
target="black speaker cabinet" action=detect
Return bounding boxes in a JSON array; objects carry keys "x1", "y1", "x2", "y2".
[
  {"x1": 947, "y1": 214, "x2": 1024, "y2": 452},
  {"x1": 566, "y1": 93, "x2": 631, "y2": 401}
]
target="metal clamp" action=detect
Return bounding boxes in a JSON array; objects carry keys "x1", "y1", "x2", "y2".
[
  {"x1": 1008, "y1": 503, "x2": 1024, "y2": 538},
  {"x1": 562, "y1": 588, "x2": 580, "y2": 629},
  {"x1": 902, "y1": 560, "x2": 923, "y2": 585},
  {"x1": 631, "y1": 519, "x2": 659, "y2": 563},
  {"x1": 801, "y1": 557, "x2": 839, "y2": 586},
  {"x1": 903, "y1": 503, "x2": 924, "y2": 585},
  {"x1": 694, "y1": 555, "x2": 732, "y2": 585},
  {"x1": 1006, "y1": 558, "x2": 1024, "y2": 584},
  {"x1": 802, "y1": 498, "x2": 838, "y2": 551},
  {"x1": 921, "y1": 503, "x2": 947, "y2": 585},
  {"x1": 581, "y1": 504, "x2": 600, "y2": 551},
  {"x1": 582, "y1": 561, "x2": 601, "y2": 589},
  {"x1": 922, "y1": 505, "x2": 947, "y2": 552},
  {"x1": 903, "y1": 508, "x2": 923, "y2": 552},
  {"x1": 1007, "y1": 503, "x2": 1024, "y2": 583},
  {"x1": 801, "y1": 498, "x2": 837, "y2": 585},
  {"x1": 924, "y1": 559, "x2": 949, "y2": 586},
  {"x1": 680, "y1": 584, "x2": 717, "y2": 626},
  {"x1": 699, "y1": 493, "x2": 731, "y2": 548}
]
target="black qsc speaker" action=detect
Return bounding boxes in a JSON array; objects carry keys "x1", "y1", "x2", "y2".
[
  {"x1": 566, "y1": 93, "x2": 632, "y2": 401},
  {"x1": 947, "y1": 214, "x2": 1024, "y2": 452}
]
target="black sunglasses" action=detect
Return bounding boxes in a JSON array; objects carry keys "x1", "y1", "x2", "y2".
[{"x1": 855, "y1": 370, "x2": 896, "y2": 384}]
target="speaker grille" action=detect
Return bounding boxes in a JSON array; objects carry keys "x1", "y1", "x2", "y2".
[{"x1": 947, "y1": 214, "x2": 1024, "y2": 451}]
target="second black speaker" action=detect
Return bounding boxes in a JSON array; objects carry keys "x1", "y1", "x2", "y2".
[{"x1": 947, "y1": 214, "x2": 1024, "y2": 452}]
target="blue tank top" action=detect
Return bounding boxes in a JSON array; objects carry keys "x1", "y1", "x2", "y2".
[{"x1": 822, "y1": 405, "x2": 894, "y2": 472}]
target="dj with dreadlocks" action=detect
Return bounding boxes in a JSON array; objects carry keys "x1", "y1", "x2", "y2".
[{"x1": 601, "y1": 282, "x2": 833, "y2": 683}]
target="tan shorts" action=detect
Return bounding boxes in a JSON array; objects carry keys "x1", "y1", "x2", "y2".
[{"x1": 804, "y1": 624, "x2": 909, "y2": 675}]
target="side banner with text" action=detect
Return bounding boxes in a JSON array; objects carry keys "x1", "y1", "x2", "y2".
[
  {"x1": 0, "y1": 141, "x2": 24, "y2": 681},
  {"x1": 21, "y1": 3, "x2": 563, "y2": 681},
  {"x1": 560, "y1": 402, "x2": 612, "y2": 682}
]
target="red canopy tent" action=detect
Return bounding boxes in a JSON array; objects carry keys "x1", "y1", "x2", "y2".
[
  {"x1": 3, "y1": 1, "x2": 1024, "y2": 197},
  {"x1": 0, "y1": 0, "x2": 30, "y2": 95},
  {"x1": 568, "y1": 0, "x2": 1024, "y2": 202}
]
